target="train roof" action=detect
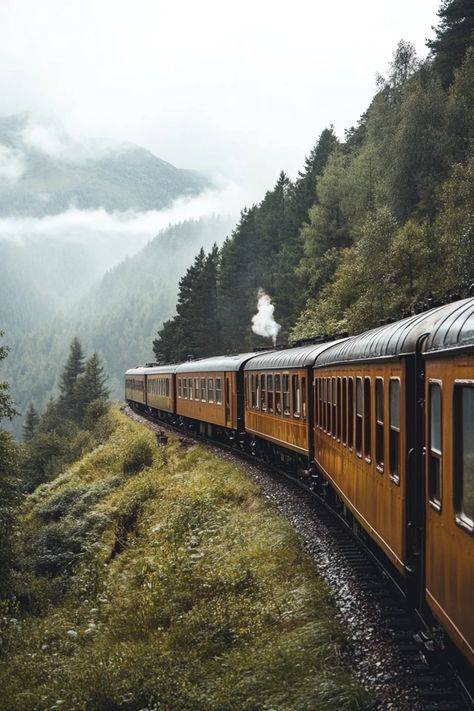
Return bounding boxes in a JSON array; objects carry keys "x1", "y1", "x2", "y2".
[
  {"x1": 244, "y1": 341, "x2": 346, "y2": 370},
  {"x1": 125, "y1": 365, "x2": 178, "y2": 375},
  {"x1": 314, "y1": 298, "x2": 474, "y2": 366},
  {"x1": 176, "y1": 352, "x2": 265, "y2": 373},
  {"x1": 423, "y1": 297, "x2": 474, "y2": 355}
]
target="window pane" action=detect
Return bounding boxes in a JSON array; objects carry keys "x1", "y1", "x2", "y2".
[
  {"x1": 364, "y1": 377, "x2": 371, "y2": 459},
  {"x1": 348, "y1": 378, "x2": 354, "y2": 448},
  {"x1": 458, "y1": 386, "x2": 474, "y2": 524},
  {"x1": 261, "y1": 374, "x2": 266, "y2": 410},
  {"x1": 216, "y1": 377, "x2": 222, "y2": 404},
  {"x1": 430, "y1": 383, "x2": 441, "y2": 454},
  {"x1": 293, "y1": 375, "x2": 301, "y2": 416},
  {"x1": 283, "y1": 374, "x2": 290, "y2": 415},
  {"x1": 390, "y1": 379, "x2": 400, "y2": 430},
  {"x1": 267, "y1": 374, "x2": 273, "y2": 412},
  {"x1": 208, "y1": 378, "x2": 214, "y2": 402},
  {"x1": 376, "y1": 379, "x2": 384, "y2": 423},
  {"x1": 275, "y1": 374, "x2": 281, "y2": 415},
  {"x1": 356, "y1": 378, "x2": 362, "y2": 416},
  {"x1": 201, "y1": 378, "x2": 206, "y2": 401}
]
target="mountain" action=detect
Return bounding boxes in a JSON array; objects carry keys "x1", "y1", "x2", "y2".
[
  {"x1": 0, "y1": 114, "x2": 210, "y2": 216},
  {"x1": 2, "y1": 216, "x2": 233, "y2": 438}
]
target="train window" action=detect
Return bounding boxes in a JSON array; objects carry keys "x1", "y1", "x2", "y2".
[
  {"x1": 256, "y1": 376, "x2": 260, "y2": 410},
  {"x1": 283, "y1": 374, "x2": 290, "y2": 416},
  {"x1": 302, "y1": 377, "x2": 307, "y2": 420},
  {"x1": 428, "y1": 382, "x2": 442, "y2": 508},
  {"x1": 356, "y1": 377, "x2": 363, "y2": 456},
  {"x1": 208, "y1": 378, "x2": 214, "y2": 403},
  {"x1": 337, "y1": 378, "x2": 342, "y2": 440},
  {"x1": 200, "y1": 378, "x2": 206, "y2": 401},
  {"x1": 332, "y1": 378, "x2": 337, "y2": 436},
  {"x1": 376, "y1": 378, "x2": 384, "y2": 470},
  {"x1": 215, "y1": 377, "x2": 222, "y2": 405},
  {"x1": 275, "y1": 374, "x2": 282, "y2": 415},
  {"x1": 454, "y1": 384, "x2": 474, "y2": 529},
  {"x1": 293, "y1": 375, "x2": 301, "y2": 418},
  {"x1": 267, "y1": 374, "x2": 274, "y2": 412},
  {"x1": 389, "y1": 378, "x2": 401, "y2": 484},
  {"x1": 326, "y1": 377, "x2": 331, "y2": 432},
  {"x1": 321, "y1": 379, "x2": 326, "y2": 431},
  {"x1": 177, "y1": 379, "x2": 182, "y2": 398},
  {"x1": 193, "y1": 378, "x2": 199, "y2": 400},
  {"x1": 318, "y1": 378, "x2": 323, "y2": 429},
  {"x1": 187, "y1": 378, "x2": 192, "y2": 400},
  {"x1": 364, "y1": 378, "x2": 372, "y2": 462},
  {"x1": 183, "y1": 378, "x2": 188, "y2": 399},
  {"x1": 261, "y1": 374, "x2": 266, "y2": 411},
  {"x1": 342, "y1": 378, "x2": 347, "y2": 444},
  {"x1": 166, "y1": 379, "x2": 170, "y2": 397}
]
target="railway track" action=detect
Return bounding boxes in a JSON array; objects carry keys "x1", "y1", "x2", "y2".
[{"x1": 125, "y1": 406, "x2": 473, "y2": 711}]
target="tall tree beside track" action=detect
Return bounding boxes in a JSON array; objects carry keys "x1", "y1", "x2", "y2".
[{"x1": 153, "y1": 246, "x2": 221, "y2": 363}]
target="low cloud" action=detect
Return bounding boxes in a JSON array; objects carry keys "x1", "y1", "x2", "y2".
[
  {"x1": 19, "y1": 117, "x2": 126, "y2": 164},
  {"x1": 0, "y1": 180, "x2": 246, "y2": 271},
  {"x1": 0, "y1": 144, "x2": 26, "y2": 182}
]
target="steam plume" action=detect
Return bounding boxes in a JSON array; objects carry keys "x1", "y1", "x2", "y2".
[{"x1": 251, "y1": 288, "x2": 281, "y2": 346}]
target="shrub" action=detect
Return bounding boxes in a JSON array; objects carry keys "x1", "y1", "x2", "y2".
[{"x1": 122, "y1": 437, "x2": 153, "y2": 475}]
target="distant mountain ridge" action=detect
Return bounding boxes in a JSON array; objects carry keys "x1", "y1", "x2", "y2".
[{"x1": 0, "y1": 114, "x2": 210, "y2": 216}]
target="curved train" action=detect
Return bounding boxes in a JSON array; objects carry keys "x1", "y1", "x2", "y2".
[{"x1": 126, "y1": 296, "x2": 474, "y2": 675}]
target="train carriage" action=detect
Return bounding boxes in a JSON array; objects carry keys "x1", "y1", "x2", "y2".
[
  {"x1": 422, "y1": 299, "x2": 474, "y2": 666},
  {"x1": 311, "y1": 303, "x2": 472, "y2": 578},
  {"x1": 243, "y1": 343, "x2": 342, "y2": 468},
  {"x1": 145, "y1": 365, "x2": 178, "y2": 420},
  {"x1": 176, "y1": 353, "x2": 261, "y2": 438},
  {"x1": 125, "y1": 367, "x2": 147, "y2": 408}
]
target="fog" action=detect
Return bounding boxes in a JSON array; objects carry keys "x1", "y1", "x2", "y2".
[
  {"x1": 0, "y1": 180, "x2": 246, "y2": 273},
  {"x1": 0, "y1": 0, "x2": 441, "y2": 197}
]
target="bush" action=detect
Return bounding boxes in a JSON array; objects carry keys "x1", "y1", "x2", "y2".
[{"x1": 122, "y1": 437, "x2": 153, "y2": 475}]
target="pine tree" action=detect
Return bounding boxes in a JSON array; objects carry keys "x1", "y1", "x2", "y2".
[
  {"x1": 428, "y1": 0, "x2": 474, "y2": 86},
  {"x1": 77, "y1": 352, "x2": 109, "y2": 416},
  {"x1": 58, "y1": 337, "x2": 85, "y2": 419},
  {"x1": 23, "y1": 402, "x2": 39, "y2": 442},
  {"x1": 0, "y1": 332, "x2": 18, "y2": 422}
]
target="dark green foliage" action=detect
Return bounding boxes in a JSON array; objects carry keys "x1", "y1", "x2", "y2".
[
  {"x1": 153, "y1": 245, "x2": 221, "y2": 362},
  {"x1": 22, "y1": 403, "x2": 39, "y2": 442},
  {"x1": 0, "y1": 337, "x2": 20, "y2": 596},
  {"x1": 58, "y1": 337, "x2": 85, "y2": 421},
  {"x1": 76, "y1": 352, "x2": 109, "y2": 418},
  {"x1": 0, "y1": 333, "x2": 18, "y2": 422},
  {"x1": 122, "y1": 437, "x2": 154, "y2": 475},
  {"x1": 427, "y1": 0, "x2": 474, "y2": 86}
]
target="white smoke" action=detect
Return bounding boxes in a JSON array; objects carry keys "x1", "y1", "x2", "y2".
[{"x1": 251, "y1": 288, "x2": 281, "y2": 346}]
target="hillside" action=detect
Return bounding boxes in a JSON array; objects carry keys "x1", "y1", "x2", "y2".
[
  {"x1": 2, "y1": 216, "x2": 233, "y2": 437},
  {"x1": 0, "y1": 408, "x2": 369, "y2": 710},
  {"x1": 0, "y1": 114, "x2": 210, "y2": 216}
]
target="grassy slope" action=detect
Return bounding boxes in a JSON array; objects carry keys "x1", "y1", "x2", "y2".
[{"x1": 1, "y1": 409, "x2": 370, "y2": 711}]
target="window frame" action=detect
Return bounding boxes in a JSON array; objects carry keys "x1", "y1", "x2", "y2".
[
  {"x1": 389, "y1": 377, "x2": 401, "y2": 485},
  {"x1": 215, "y1": 377, "x2": 222, "y2": 405},
  {"x1": 356, "y1": 377, "x2": 363, "y2": 457},
  {"x1": 428, "y1": 379, "x2": 442, "y2": 510},
  {"x1": 208, "y1": 377, "x2": 214, "y2": 403},
  {"x1": 375, "y1": 377, "x2": 384, "y2": 472},
  {"x1": 453, "y1": 380, "x2": 474, "y2": 532}
]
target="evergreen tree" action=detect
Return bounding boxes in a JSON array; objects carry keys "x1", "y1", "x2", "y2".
[
  {"x1": 77, "y1": 352, "x2": 110, "y2": 416},
  {"x1": 0, "y1": 334, "x2": 20, "y2": 594},
  {"x1": 0, "y1": 332, "x2": 18, "y2": 422},
  {"x1": 23, "y1": 402, "x2": 39, "y2": 442},
  {"x1": 428, "y1": 0, "x2": 474, "y2": 86},
  {"x1": 58, "y1": 337, "x2": 85, "y2": 420}
]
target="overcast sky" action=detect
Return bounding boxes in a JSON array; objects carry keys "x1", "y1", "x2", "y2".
[{"x1": 0, "y1": 0, "x2": 441, "y2": 199}]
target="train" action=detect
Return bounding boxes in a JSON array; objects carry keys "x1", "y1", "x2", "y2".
[{"x1": 125, "y1": 296, "x2": 474, "y2": 676}]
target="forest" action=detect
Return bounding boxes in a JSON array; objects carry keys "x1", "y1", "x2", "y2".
[{"x1": 153, "y1": 0, "x2": 474, "y2": 362}]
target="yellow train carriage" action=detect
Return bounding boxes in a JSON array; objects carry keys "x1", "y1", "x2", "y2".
[{"x1": 422, "y1": 298, "x2": 474, "y2": 666}]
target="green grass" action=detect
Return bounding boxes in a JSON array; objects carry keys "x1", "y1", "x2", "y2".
[{"x1": 1, "y1": 408, "x2": 370, "y2": 710}]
